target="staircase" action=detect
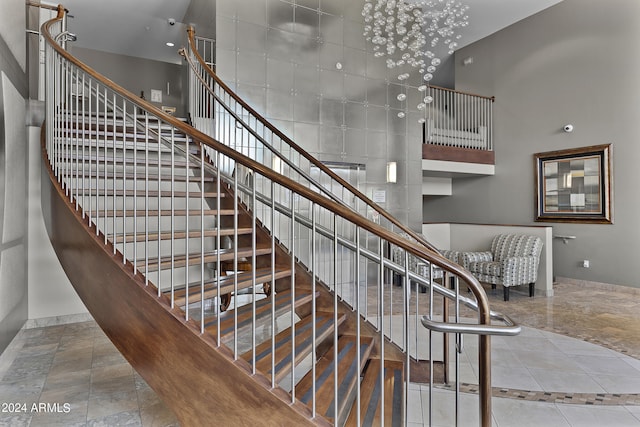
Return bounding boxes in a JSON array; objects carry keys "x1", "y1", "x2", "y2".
[{"x1": 40, "y1": 5, "x2": 520, "y2": 427}]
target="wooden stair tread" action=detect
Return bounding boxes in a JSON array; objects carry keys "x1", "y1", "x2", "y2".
[
  {"x1": 75, "y1": 189, "x2": 223, "y2": 198},
  {"x1": 63, "y1": 155, "x2": 198, "y2": 169},
  {"x1": 115, "y1": 227, "x2": 250, "y2": 244},
  {"x1": 296, "y1": 335, "x2": 374, "y2": 424},
  {"x1": 100, "y1": 208, "x2": 234, "y2": 217},
  {"x1": 203, "y1": 290, "x2": 318, "y2": 341},
  {"x1": 64, "y1": 170, "x2": 214, "y2": 182},
  {"x1": 344, "y1": 359, "x2": 404, "y2": 427},
  {"x1": 170, "y1": 266, "x2": 292, "y2": 306},
  {"x1": 138, "y1": 245, "x2": 272, "y2": 272},
  {"x1": 241, "y1": 311, "x2": 346, "y2": 384}
]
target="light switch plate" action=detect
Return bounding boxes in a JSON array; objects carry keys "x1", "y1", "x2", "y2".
[{"x1": 150, "y1": 89, "x2": 162, "y2": 103}]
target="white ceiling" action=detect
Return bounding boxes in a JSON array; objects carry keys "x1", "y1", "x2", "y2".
[{"x1": 47, "y1": 0, "x2": 564, "y2": 65}]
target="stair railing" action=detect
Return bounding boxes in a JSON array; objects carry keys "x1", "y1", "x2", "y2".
[
  {"x1": 43, "y1": 6, "x2": 519, "y2": 426},
  {"x1": 183, "y1": 27, "x2": 440, "y2": 255},
  {"x1": 424, "y1": 86, "x2": 494, "y2": 151}
]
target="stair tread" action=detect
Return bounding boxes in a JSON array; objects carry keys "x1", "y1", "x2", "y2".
[
  {"x1": 100, "y1": 208, "x2": 235, "y2": 217},
  {"x1": 203, "y1": 289, "x2": 318, "y2": 341},
  {"x1": 115, "y1": 227, "x2": 250, "y2": 244},
  {"x1": 344, "y1": 359, "x2": 404, "y2": 427},
  {"x1": 296, "y1": 335, "x2": 374, "y2": 423},
  {"x1": 63, "y1": 155, "x2": 198, "y2": 168},
  {"x1": 76, "y1": 189, "x2": 224, "y2": 198},
  {"x1": 63, "y1": 171, "x2": 214, "y2": 182},
  {"x1": 241, "y1": 311, "x2": 347, "y2": 384},
  {"x1": 138, "y1": 245, "x2": 272, "y2": 272},
  {"x1": 170, "y1": 266, "x2": 292, "y2": 306}
]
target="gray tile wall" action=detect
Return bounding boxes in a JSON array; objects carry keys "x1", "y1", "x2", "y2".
[
  {"x1": 0, "y1": 0, "x2": 29, "y2": 353},
  {"x1": 215, "y1": 0, "x2": 423, "y2": 230}
]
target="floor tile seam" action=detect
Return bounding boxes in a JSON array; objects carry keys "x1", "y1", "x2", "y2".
[
  {"x1": 523, "y1": 325, "x2": 640, "y2": 362},
  {"x1": 434, "y1": 383, "x2": 640, "y2": 406}
]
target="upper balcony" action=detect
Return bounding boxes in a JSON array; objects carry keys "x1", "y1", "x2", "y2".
[{"x1": 422, "y1": 86, "x2": 495, "y2": 181}]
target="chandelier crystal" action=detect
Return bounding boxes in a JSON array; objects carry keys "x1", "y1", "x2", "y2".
[{"x1": 362, "y1": 0, "x2": 470, "y2": 120}]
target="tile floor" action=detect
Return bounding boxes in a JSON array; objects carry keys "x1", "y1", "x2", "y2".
[{"x1": 0, "y1": 281, "x2": 639, "y2": 426}]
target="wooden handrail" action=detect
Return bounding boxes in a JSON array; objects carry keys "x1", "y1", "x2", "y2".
[
  {"x1": 185, "y1": 26, "x2": 441, "y2": 256},
  {"x1": 26, "y1": 1, "x2": 65, "y2": 12},
  {"x1": 43, "y1": 9, "x2": 494, "y2": 425},
  {"x1": 43, "y1": 3, "x2": 493, "y2": 318},
  {"x1": 428, "y1": 84, "x2": 495, "y2": 102},
  {"x1": 42, "y1": 3, "x2": 492, "y2": 324}
]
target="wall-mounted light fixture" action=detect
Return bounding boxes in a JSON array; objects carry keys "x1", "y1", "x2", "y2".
[
  {"x1": 386, "y1": 161, "x2": 397, "y2": 183},
  {"x1": 272, "y1": 156, "x2": 283, "y2": 174}
]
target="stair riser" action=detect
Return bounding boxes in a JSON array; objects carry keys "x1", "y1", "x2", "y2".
[
  {"x1": 78, "y1": 195, "x2": 215, "y2": 211},
  {"x1": 92, "y1": 216, "x2": 219, "y2": 235},
  {"x1": 60, "y1": 165, "x2": 202, "y2": 179},
  {"x1": 115, "y1": 238, "x2": 224, "y2": 260},
  {"x1": 143, "y1": 265, "x2": 217, "y2": 290},
  {"x1": 53, "y1": 138, "x2": 176, "y2": 153},
  {"x1": 67, "y1": 179, "x2": 210, "y2": 194}
]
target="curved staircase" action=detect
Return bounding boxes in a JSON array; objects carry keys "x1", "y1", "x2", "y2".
[{"x1": 40, "y1": 5, "x2": 519, "y2": 426}]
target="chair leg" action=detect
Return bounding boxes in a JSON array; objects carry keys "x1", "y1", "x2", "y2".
[
  {"x1": 529, "y1": 282, "x2": 535, "y2": 297},
  {"x1": 503, "y1": 286, "x2": 510, "y2": 301}
]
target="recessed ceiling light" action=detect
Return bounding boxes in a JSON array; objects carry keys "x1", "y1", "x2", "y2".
[{"x1": 166, "y1": 42, "x2": 175, "y2": 47}]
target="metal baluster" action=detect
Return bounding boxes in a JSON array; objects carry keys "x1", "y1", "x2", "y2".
[
  {"x1": 171, "y1": 127, "x2": 175, "y2": 302},
  {"x1": 310, "y1": 203, "x2": 317, "y2": 417},
  {"x1": 88, "y1": 78, "x2": 93, "y2": 225},
  {"x1": 429, "y1": 263, "x2": 434, "y2": 427},
  {"x1": 200, "y1": 138, "x2": 205, "y2": 333},
  {"x1": 157, "y1": 119, "x2": 162, "y2": 300},
  {"x1": 355, "y1": 226, "x2": 361, "y2": 426},
  {"x1": 270, "y1": 180, "x2": 276, "y2": 389},
  {"x1": 251, "y1": 172, "x2": 257, "y2": 376},
  {"x1": 290, "y1": 192, "x2": 296, "y2": 403},
  {"x1": 103, "y1": 88, "x2": 108, "y2": 244},
  {"x1": 121, "y1": 98, "x2": 128, "y2": 262},
  {"x1": 112, "y1": 93, "x2": 116, "y2": 252},
  {"x1": 454, "y1": 275, "x2": 461, "y2": 427},
  {"x1": 81, "y1": 73, "x2": 86, "y2": 219},
  {"x1": 216, "y1": 150, "x2": 222, "y2": 346},
  {"x1": 144, "y1": 113, "x2": 150, "y2": 286},
  {"x1": 333, "y1": 213, "x2": 339, "y2": 422},
  {"x1": 133, "y1": 102, "x2": 138, "y2": 273},
  {"x1": 379, "y1": 237, "x2": 385, "y2": 426},
  {"x1": 404, "y1": 250, "x2": 411, "y2": 427},
  {"x1": 73, "y1": 71, "x2": 79, "y2": 210},
  {"x1": 233, "y1": 168, "x2": 239, "y2": 358},
  {"x1": 95, "y1": 86, "x2": 100, "y2": 236}
]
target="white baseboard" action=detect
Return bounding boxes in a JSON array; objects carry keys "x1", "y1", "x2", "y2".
[{"x1": 23, "y1": 312, "x2": 94, "y2": 329}]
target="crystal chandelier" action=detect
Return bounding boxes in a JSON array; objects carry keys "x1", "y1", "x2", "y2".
[{"x1": 362, "y1": 0, "x2": 470, "y2": 121}]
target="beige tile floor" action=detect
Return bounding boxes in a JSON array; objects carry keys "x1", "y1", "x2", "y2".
[{"x1": 0, "y1": 280, "x2": 639, "y2": 426}]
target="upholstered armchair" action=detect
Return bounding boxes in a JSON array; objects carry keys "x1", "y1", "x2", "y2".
[
  {"x1": 391, "y1": 232, "x2": 460, "y2": 290},
  {"x1": 461, "y1": 234, "x2": 543, "y2": 301}
]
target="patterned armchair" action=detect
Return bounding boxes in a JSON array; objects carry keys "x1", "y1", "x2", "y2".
[
  {"x1": 391, "y1": 232, "x2": 460, "y2": 290},
  {"x1": 461, "y1": 234, "x2": 543, "y2": 301}
]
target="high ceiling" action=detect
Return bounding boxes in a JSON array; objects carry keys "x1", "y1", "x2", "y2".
[{"x1": 48, "y1": 0, "x2": 564, "y2": 65}]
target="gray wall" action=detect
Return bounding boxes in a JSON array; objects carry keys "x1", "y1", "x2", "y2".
[
  {"x1": 0, "y1": 0, "x2": 29, "y2": 352},
  {"x1": 71, "y1": 46, "x2": 188, "y2": 118},
  {"x1": 215, "y1": 0, "x2": 424, "y2": 230},
  {"x1": 423, "y1": 0, "x2": 640, "y2": 288}
]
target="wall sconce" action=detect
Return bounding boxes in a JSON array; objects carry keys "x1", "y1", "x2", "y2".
[
  {"x1": 386, "y1": 161, "x2": 397, "y2": 183},
  {"x1": 272, "y1": 156, "x2": 283, "y2": 174}
]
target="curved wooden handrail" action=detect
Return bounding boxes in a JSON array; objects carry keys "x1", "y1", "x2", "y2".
[
  {"x1": 42, "y1": 3, "x2": 492, "y2": 323},
  {"x1": 185, "y1": 26, "x2": 441, "y2": 256},
  {"x1": 43, "y1": 7, "x2": 495, "y2": 424},
  {"x1": 428, "y1": 84, "x2": 495, "y2": 102},
  {"x1": 27, "y1": 1, "x2": 65, "y2": 11}
]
